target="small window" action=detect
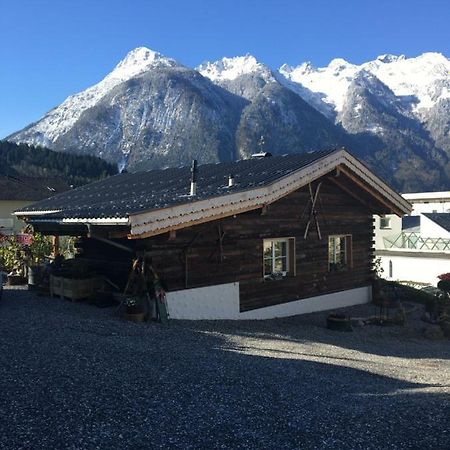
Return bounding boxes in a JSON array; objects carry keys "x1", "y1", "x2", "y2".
[
  {"x1": 328, "y1": 235, "x2": 352, "y2": 272},
  {"x1": 379, "y1": 216, "x2": 391, "y2": 229},
  {"x1": 389, "y1": 260, "x2": 393, "y2": 278},
  {"x1": 263, "y1": 238, "x2": 295, "y2": 280}
]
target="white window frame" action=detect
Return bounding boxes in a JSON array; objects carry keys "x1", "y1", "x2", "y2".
[
  {"x1": 263, "y1": 237, "x2": 295, "y2": 280},
  {"x1": 328, "y1": 235, "x2": 352, "y2": 272}
]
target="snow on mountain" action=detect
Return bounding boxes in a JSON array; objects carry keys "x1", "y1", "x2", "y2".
[
  {"x1": 280, "y1": 58, "x2": 359, "y2": 113},
  {"x1": 8, "y1": 47, "x2": 450, "y2": 191},
  {"x1": 198, "y1": 55, "x2": 275, "y2": 83},
  {"x1": 364, "y1": 52, "x2": 450, "y2": 114},
  {"x1": 279, "y1": 52, "x2": 450, "y2": 118},
  {"x1": 21, "y1": 47, "x2": 179, "y2": 147},
  {"x1": 197, "y1": 55, "x2": 279, "y2": 102}
]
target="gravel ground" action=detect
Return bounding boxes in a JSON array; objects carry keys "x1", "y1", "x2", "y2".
[{"x1": 0, "y1": 287, "x2": 449, "y2": 450}]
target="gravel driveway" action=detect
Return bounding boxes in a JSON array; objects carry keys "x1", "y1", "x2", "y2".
[{"x1": 0, "y1": 287, "x2": 449, "y2": 450}]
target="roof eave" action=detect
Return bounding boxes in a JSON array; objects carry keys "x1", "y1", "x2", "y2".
[
  {"x1": 16, "y1": 149, "x2": 411, "y2": 239},
  {"x1": 25, "y1": 216, "x2": 130, "y2": 226},
  {"x1": 128, "y1": 148, "x2": 410, "y2": 239}
]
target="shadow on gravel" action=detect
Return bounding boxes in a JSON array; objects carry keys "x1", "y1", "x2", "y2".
[
  {"x1": 184, "y1": 310, "x2": 450, "y2": 361},
  {"x1": 1, "y1": 288, "x2": 449, "y2": 449}
]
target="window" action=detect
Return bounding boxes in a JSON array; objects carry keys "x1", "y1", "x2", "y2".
[
  {"x1": 263, "y1": 238, "x2": 295, "y2": 280},
  {"x1": 328, "y1": 235, "x2": 352, "y2": 271},
  {"x1": 379, "y1": 215, "x2": 391, "y2": 229}
]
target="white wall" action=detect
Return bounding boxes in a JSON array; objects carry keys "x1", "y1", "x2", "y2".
[
  {"x1": 420, "y1": 214, "x2": 450, "y2": 239},
  {"x1": 402, "y1": 192, "x2": 450, "y2": 215},
  {"x1": 373, "y1": 214, "x2": 402, "y2": 249},
  {"x1": 410, "y1": 202, "x2": 450, "y2": 215},
  {"x1": 166, "y1": 282, "x2": 240, "y2": 320},
  {"x1": 166, "y1": 283, "x2": 372, "y2": 320},
  {"x1": 378, "y1": 253, "x2": 450, "y2": 286},
  {"x1": 0, "y1": 200, "x2": 31, "y2": 234}
]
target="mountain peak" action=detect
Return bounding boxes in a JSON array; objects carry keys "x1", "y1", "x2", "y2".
[
  {"x1": 376, "y1": 54, "x2": 406, "y2": 63},
  {"x1": 109, "y1": 46, "x2": 179, "y2": 80},
  {"x1": 119, "y1": 47, "x2": 162, "y2": 64},
  {"x1": 280, "y1": 61, "x2": 315, "y2": 75},
  {"x1": 198, "y1": 54, "x2": 274, "y2": 82},
  {"x1": 328, "y1": 58, "x2": 354, "y2": 70}
]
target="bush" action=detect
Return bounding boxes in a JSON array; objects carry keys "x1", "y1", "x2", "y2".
[{"x1": 0, "y1": 232, "x2": 52, "y2": 274}]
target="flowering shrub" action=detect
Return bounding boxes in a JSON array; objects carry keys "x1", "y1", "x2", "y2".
[
  {"x1": 124, "y1": 297, "x2": 141, "y2": 307},
  {"x1": 0, "y1": 232, "x2": 52, "y2": 274},
  {"x1": 123, "y1": 296, "x2": 145, "y2": 313},
  {"x1": 438, "y1": 273, "x2": 450, "y2": 281}
]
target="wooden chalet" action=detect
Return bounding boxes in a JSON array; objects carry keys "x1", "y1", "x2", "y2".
[{"x1": 15, "y1": 148, "x2": 412, "y2": 319}]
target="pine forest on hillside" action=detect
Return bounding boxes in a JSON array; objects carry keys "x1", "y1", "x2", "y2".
[{"x1": 0, "y1": 140, "x2": 117, "y2": 186}]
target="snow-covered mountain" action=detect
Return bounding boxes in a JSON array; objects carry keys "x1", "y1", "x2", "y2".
[
  {"x1": 8, "y1": 47, "x2": 450, "y2": 191},
  {"x1": 198, "y1": 55, "x2": 278, "y2": 101},
  {"x1": 279, "y1": 52, "x2": 450, "y2": 190},
  {"x1": 198, "y1": 55, "x2": 275, "y2": 84},
  {"x1": 14, "y1": 48, "x2": 179, "y2": 148},
  {"x1": 280, "y1": 52, "x2": 450, "y2": 117}
]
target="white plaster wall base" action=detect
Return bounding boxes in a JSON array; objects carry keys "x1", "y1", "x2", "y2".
[
  {"x1": 167, "y1": 283, "x2": 240, "y2": 320},
  {"x1": 378, "y1": 253, "x2": 450, "y2": 286},
  {"x1": 166, "y1": 283, "x2": 372, "y2": 320}
]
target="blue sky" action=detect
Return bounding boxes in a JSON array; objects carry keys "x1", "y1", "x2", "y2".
[{"x1": 1, "y1": 0, "x2": 449, "y2": 138}]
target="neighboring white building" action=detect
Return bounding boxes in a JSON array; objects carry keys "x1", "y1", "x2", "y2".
[
  {"x1": 375, "y1": 192, "x2": 450, "y2": 286},
  {"x1": 402, "y1": 191, "x2": 450, "y2": 215},
  {"x1": 373, "y1": 214, "x2": 402, "y2": 249}
]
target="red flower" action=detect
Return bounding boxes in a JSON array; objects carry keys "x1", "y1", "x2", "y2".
[{"x1": 438, "y1": 273, "x2": 450, "y2": 281}]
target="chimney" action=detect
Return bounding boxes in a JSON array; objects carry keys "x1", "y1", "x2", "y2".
[
  {"x1": 228, "y1": 174, "x2": 235, "y2": 187},
  {"x1": 190, "y1": 159, "x2": 198, "y2": 196}
]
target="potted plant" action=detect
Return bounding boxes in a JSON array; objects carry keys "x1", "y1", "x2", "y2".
[
  {"x1": 123, "y1": 296, "x2": 146, "y2": 323},
  {"x1": 0, "y1": 235, "x2": 27, "y2": 285},
  {"x1": 0, "y1": 231, "x2": 53, "y2": 287},
  {"x1": 437, "y1": 273, "x2": 450, "y2": 296},
  {"x1": 26, "y1": 233, "x2": 52, "y2": 290},
  {"x1": 327, "y1": 313, "x2": 353, "y2": 332}
]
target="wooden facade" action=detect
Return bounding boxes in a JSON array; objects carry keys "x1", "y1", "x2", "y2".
[
  {"x1": 18, "y1": 149, "x2": 411, "y2": 317},
  {"x1": 124, "y1": 177, "x2": 375, "y2": 312}
]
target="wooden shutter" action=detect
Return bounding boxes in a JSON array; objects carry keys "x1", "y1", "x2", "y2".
[
  {"x1": 346, "y1": 235, "x2": 353, "y2": 268},
  {"x1": 288, "y1": 237, "x2": 296, "y2": 276}
]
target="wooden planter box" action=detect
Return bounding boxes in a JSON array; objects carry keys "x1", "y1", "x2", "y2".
[
  {"x1": 50, "y1": 275, "x2": 94, "y2": 301},
  {"x1": 7, "y1": 275, "x2": 27, "y2": 286}
]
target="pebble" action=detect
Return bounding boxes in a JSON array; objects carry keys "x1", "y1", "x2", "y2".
[{"x1": 0, "y1": 287, "x2": 449, "y2": 449}]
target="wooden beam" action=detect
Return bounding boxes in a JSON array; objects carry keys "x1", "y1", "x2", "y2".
[
  {"x1": 338, "y1": 166, "x2": 404, "y2": 216},
  {"x1": 108, "y1": 231, "x2": 131, "y2": 239},
  {"x1": 128, "y1": 202, "x2": 263, "y2": 240},
  {"x1": 92, "y1": 236, "x2": 134, "y2": 253},
  {"x1": 52, "y1": 235, "x2": 60, "y2": 257},
  {"x1": 328, "y1": 176, "x2": 372, "y2": 210}
]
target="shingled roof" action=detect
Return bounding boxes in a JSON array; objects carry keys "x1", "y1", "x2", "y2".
[
  {"x1": 15, "y1": 148, "x2": 412, "y2": 239},
  {"x1": 0, "y1": 175, "x2": 70, "y2": 201},
  {"x1": 16, "y1": 149, "x2": 337, "y2": 219}
]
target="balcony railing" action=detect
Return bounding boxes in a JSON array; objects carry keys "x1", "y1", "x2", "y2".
[{"x1": 383, "y1": 232, "x2": 450, "y2": 252}]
